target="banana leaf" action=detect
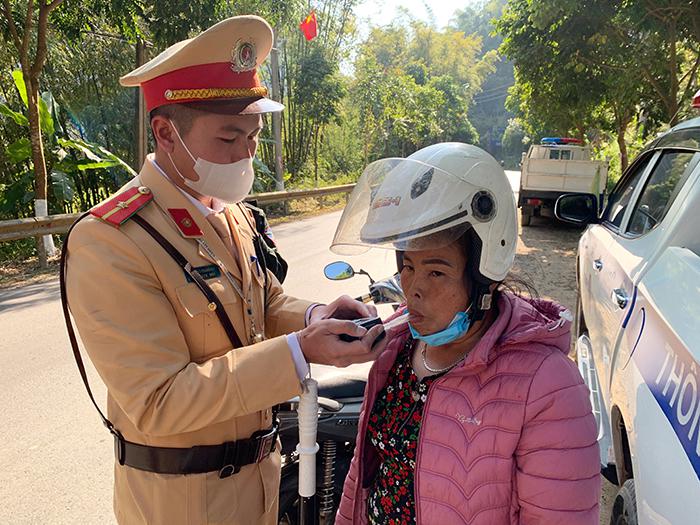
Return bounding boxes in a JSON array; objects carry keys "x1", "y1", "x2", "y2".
[
  {"x1": 50, "y1": 170, "x2": 75, "y2": 202},
  {"x1": 0, "y1": 100, "x2": 29, "y2": 126},
  {"x1": 6, "y1": 138, "x2": 32, "y2": 163}
]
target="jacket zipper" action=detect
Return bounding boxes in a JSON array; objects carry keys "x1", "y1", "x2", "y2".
[
  {"x1": 413, "y1": 378, "x2": 435, "y2": 524},
  {"x1": 356, "y1": 346, "x2": 405, "y2": 521},
  {"x1": 355, "y1": 362, "x2": 377, "y2": 520}
]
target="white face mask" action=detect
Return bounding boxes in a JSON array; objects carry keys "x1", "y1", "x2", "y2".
[{"x1": 168, "y1": 121, "x2": 255, "y2": 204}]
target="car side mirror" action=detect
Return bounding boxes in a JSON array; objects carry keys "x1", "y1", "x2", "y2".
[
  {"x1": 554, "y1": 193, "x2": 600, "y2": 225},
  {"x1": 323, "y1": 261, "x2": 355, "y2": 281}
]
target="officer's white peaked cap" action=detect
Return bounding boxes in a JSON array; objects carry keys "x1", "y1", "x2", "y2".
[{"x1": 120, "y1": 15, "x2": 283, "y2": 115}]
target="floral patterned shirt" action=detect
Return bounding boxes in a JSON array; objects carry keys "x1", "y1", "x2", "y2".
[{"x1": 366, "y1": 338, "x2": 445, "y2": 524}]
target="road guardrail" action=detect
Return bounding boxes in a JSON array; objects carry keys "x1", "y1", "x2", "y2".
[{"x1": 0, "y1": 184, "x2": 356, "y2": 242}]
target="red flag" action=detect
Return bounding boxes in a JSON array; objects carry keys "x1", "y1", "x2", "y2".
[{"x1": 300, "y1": 11, "x2": 318, "y2": 41}]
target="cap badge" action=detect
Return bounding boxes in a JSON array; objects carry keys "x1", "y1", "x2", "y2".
[{"x1": 231, "y1": 40, "x2": 257, "y2": 72}]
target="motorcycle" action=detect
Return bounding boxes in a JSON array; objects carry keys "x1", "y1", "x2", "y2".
[{"x1": 277, "y1": 261, "x2": 405, "y2": 525}]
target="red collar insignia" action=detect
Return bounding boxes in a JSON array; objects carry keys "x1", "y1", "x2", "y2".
[{"x1": 168, "y1": 208, "x2": 204, "y2": 237}]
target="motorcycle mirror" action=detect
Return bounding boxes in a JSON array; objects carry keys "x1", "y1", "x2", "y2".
[{"x1": 324, "y1": 261, "x2": 355, "y2": 281}]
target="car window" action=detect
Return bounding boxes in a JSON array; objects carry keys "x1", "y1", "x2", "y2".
[
  {"x1": 561, "y1": 150, "x2": 571, "y2": 160},
  {"x1": 604, "y1": 155, "x2": 652, "y2": 228},
  {"x1": 549, "y1": 149, "x2": 560, "y2": 160},
  {"x1": 627, "y1": 151, "x2": 700, "y2": 236}
]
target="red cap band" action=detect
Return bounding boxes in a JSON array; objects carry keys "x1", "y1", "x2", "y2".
[{"x1": 143, "y1": 62, "x2": 264, "y2": 112}]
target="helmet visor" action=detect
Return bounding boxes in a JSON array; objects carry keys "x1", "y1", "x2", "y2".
[{"x1": 331, "y1": 158, "x2": 496, "y2": 255}]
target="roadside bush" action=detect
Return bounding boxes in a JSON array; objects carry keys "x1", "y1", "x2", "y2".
[{"x1": 0, "y1": 238, "x2": 36, "y2": 263}]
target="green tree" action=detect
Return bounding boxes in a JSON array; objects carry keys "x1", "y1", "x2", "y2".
[
  {"x1": 600, "y1": 0, "x2": 700, "y2": 126},
  {"x1": 43, "y1": 30, "x2": 138, "y2": 167},
  {"x1": 500, "y1": 117, "x2": 529, "y2": 168},
  {"x1": 2, "y1": 0, "x2": 68, "y2": 260},
  {"x1": 453, "y1": 0, "x2": 514, "y2": 158},
  {"x1": 351, "y1": 19, "x2": 494, "y2": 162},
  {"x1": 1, "y1": 0, "x2": 229, "y2": 263},
  {"x1": 292, "y1": 46, "x2": 345, "y2": 183},
  {"x1": 0, "y1": 69, "x2": 135, "y2": 218},
  {"x1": 497, "y1": 0, "x2": 607, "y2": 141},
  {"x1": 497, "y1": 0, "x2": 700, "y2": 173},
  {"x1": 277, "y1": 0, "x2": 356, "y2": 184}
]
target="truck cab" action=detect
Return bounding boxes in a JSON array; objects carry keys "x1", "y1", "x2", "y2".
[{"x1": 519, "y1": 138, "x2": 608, "y2": 225}]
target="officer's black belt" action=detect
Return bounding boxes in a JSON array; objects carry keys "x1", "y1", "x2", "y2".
[{"x1": 112, "y1": 423, "x2": 279, "y2": 478}]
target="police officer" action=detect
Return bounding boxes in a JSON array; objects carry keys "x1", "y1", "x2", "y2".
[{"x1": 62, "y1": 15, "x2": 386, "y2": 525}]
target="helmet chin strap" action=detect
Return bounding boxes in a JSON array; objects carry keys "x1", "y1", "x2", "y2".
[{"x1": 470, "y1": 281, "x2": 493, "y2": 322}]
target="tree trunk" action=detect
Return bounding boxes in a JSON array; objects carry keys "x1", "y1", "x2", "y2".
[
  {"x1": 134, "y1": 39, "x2": 147, "y2": 169},
  {"x1": 2, "y1": 0, "x2": 64, "y2": 266},
  {"x1": 617, "y1": 124, "x2": 629, "y2": 174},
  {"x1": 313, "y1": 126, "x2": 319, "y2": 187},
  {"x1": 27, "y1": 76, "x2": 56, "y2": 264},
  {"x1": 668, "y1": 21, "x2": 680, "y2": 126},
  {"x1": 27, "y1": 84, "x2": 46, "y2": 199},
  {"x1": 270, "y1": 30, "x2": 284, "y2": 191}
]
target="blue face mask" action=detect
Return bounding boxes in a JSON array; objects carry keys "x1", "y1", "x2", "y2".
[{"x1": 409, "y1": 308, "x2": 473, "y2": 346}]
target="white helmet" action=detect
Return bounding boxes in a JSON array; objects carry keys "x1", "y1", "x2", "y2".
[{"x1": 331, "y1": 143, "x2": 517, "y2": 286}]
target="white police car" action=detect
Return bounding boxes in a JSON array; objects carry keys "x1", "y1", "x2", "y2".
[{"x1": 555, "y1": 113, "x2": 700, "y2": 524}]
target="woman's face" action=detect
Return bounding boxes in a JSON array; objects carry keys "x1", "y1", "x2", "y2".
[{"x1": 400, "y1": 241, "x2": 470, "y2": 335}]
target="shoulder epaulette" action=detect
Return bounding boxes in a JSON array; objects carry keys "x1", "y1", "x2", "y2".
[{"x1": 90, "y1": 186, "x2": 154, "y2": 228}]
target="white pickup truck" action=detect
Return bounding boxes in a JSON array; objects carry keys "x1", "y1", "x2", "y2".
[
  {"x1": 519, "y1": 138, "x2": 608, "y2": 225},
  {"x1": 555, "y1": 117, "x2": 700, "y2": 524}
]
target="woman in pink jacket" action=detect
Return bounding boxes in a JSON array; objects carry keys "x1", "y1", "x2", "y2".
[{"x1": 330, "y1": 143, "x2": 600, "y2": 524}]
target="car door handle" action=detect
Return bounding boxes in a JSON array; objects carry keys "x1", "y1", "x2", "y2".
[
  {"x1": 612, "y1": 288, "x2": 629, "y2": 309},
  {"x1": 593, "y1": 259, "x2": 603, "y2": 271}
]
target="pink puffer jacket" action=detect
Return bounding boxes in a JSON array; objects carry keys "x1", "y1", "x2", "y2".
[{"x1": 336, "y1": 292, "x2": 600, "y2": 524}]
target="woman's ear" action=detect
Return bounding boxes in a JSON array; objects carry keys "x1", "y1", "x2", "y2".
[{"x1": 151, "y1": 116, "x2": 176, "y2": 153}]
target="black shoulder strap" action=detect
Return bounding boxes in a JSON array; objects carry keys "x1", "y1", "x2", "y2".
[
  {"x1": 237, "y1": 202, "x2": 270, "y2": 307},
  {"x1": 130, "y1": 215, "x2": 243, "y2": 349},
  {"x1": 60, "y1": 213, "x2": 245, "y2": 434}
]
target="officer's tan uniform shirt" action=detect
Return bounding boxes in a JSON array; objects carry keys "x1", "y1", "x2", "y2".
[{"x1": 65, "y1": 158, "x2": 312, "y2": 524}]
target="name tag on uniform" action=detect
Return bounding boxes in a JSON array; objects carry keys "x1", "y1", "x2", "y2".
[{"x1": 185, "y1": 264, "x2": 221, "y2": 282}]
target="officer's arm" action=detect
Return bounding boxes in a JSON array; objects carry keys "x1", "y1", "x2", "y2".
[
  {"x1": 263, "y1": 270, "x2": 313, "y2": 338},
  {"x1": 65, "y1": 219, "x2": 302, "y2": 437}
]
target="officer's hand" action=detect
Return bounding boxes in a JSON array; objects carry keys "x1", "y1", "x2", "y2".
[
  {"x1": 297, "y1": 319, "x2": 388, "y2": 367},
  {"x1": 308, "y1": 295, "x2": 377, "y2": 324}
]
